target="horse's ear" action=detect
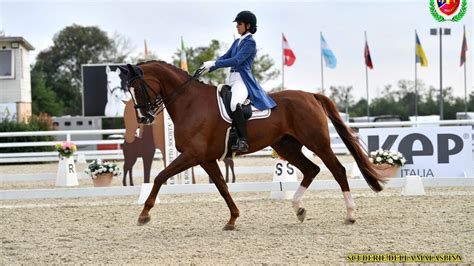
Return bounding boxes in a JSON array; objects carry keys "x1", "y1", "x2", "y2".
[
  {"x1": 106, "y1": 65, "x2": 111, "y2": 74},
  {"x1": 127, "y1": 64, "x2": 136, "y2": 75},
  {"x1": 117, "y1": 65, "x2": 128, "y2": 75}
]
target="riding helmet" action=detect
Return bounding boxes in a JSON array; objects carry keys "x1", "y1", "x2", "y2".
[{"x1": 233, "y1": 11, "x2": 257, "y2": 34}]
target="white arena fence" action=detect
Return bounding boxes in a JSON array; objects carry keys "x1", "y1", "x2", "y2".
[
  {"x1": 1, "y1": 178, "x2": 473, "y2": 201},
  {"x1": 0, "y1": 120, "x2": 473, "y2": 163}
]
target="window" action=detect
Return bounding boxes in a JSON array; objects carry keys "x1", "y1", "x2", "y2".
[
  {"x1": 76, "y1": 121, "x2": 83, "y2": 126},
  {"x1": 0, "y1": 50, "x2": 14, "y2": 79},
  {"x1": 64, "y1": 121, "x2": 71, "y2": 126}
]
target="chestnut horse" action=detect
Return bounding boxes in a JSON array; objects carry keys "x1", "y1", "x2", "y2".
[{"x1": 120, "y1": 61, "x2": 386, "y2": 230}]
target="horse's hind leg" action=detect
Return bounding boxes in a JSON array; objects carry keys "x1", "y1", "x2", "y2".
[
  {"x1": 311, "y1": 145, "x2": 356, "y2": 223},
  {"x1": 200, "y1": 160, "x2": 240, "y2": 230},
  {"x1": 272, "y1": 135, "x2": 320, "y2": 223}
]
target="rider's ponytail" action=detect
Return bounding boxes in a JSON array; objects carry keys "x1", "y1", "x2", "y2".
[{"x1": 249, "y1": 26, "x2": 257, "y2": 34}]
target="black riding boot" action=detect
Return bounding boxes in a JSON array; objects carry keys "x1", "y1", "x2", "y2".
[{"x1": 231, "y1": 105, "x2": 249, "y2": 152}]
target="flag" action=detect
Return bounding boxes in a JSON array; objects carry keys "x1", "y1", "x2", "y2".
[
  {"x1": 282, "y1": 34, "x2": 296, "y2": 66},
  {"x1": 321, "y1": 34, "x2": 337, "y2": 68},
  {"x1": 180, "y1": 36, "x2": 188, "y2": 72},
  {"x1": 144, "y1": 39, "x2": 149, "y2": 57},
  {"x1": 415, "y1": 33, "x2": 428, "y2": 67},
  {"x1": 364, "y1": 41, "x2": 373, "y2": 69},
  {"x1": 460, "y1": 27, "x2": 468, "y2": 67}
]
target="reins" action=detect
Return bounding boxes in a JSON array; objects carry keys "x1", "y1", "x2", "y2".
[
  {"x1": 160, "y1": 67, "x2": 205, "y2": 110},
  {"x1": 129, "y1": 66, "x2": 205, "y2": 117}
]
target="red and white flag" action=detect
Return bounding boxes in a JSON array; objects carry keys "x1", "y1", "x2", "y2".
[{"x1": 282, "y1": 34, "x2": 296, "y2": 67}]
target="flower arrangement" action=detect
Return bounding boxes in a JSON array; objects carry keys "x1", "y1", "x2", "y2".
[
  {"x1": 55, "y1": 141, "x2": 77, "y2": 158},
  {"x1": 85, "y1": 159, "x2": 121, "y2": 179},
  {"x1": 369, "y1": 149, "x2": 406, "y2": 167}
]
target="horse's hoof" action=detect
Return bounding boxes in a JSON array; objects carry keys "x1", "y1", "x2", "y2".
[
  {"x1": 297, "y1": 207, "x2": 306, "y2": 223},
  {"x1": 222, "y1": 224, "x2": 236, "y2": 231},
  {"x1": 137, "y1": 215, "x2": 151, "y2": 226},
  {"x1": 345, "y1": 217, "x2": 356, "y2": 224}
]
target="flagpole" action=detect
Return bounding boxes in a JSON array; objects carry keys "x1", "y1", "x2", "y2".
[
  {"x1": 282, "y1": 33, "x2": 285, "y2": 90},
  {"x1": 463, "y1": 25, "x2": 467, "y2": 116},
  {"x1": 365, "y1": 31, "x2": 370, "y2": 122},
  {"x1": 415, "y1": 30, "x2": 418, "y2": 121},
  {"x1": 320, "y1": 32, "x2": 325, "y2": 95}
]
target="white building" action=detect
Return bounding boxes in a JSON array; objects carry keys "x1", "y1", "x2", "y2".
[{"x1": 0, "y1": 36, "x2": 34, "y2": 122}]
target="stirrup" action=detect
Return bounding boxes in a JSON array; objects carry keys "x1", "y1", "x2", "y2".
[{"x1": 237, "y1": 139, "x2": 249, "y2": 152}]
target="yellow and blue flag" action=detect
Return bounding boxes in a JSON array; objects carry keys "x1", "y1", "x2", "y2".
[{"x1": 415, "y1": 33, "x2": 428, "y2": 67}]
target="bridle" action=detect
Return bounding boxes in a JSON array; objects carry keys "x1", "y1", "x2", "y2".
[{"x1": 127, "y1": 66, "x2": 205, "y2": 124}]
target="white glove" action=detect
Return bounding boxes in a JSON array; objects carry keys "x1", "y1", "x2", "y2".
[
  {"x1": 202, "y1": 60, "x2": 216, "y2": 69},
  {"x1": 199, "y1": 61, "x2": 215, "y2": 75}
]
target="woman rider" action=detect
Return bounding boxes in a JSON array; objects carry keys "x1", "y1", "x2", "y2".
[{"x1": 200, "y1": 10, "x2": 277, "y2": 152}]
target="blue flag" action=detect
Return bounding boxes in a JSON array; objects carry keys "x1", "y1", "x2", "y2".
[{"x1": 321, "y1": 34, "x2": 337, "y2": 69}]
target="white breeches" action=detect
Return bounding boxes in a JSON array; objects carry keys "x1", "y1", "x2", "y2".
[{"x1": 227, "y1": 72, "x2": 248, "y2": 112}]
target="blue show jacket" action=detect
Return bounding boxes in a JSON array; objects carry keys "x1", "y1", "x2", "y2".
[{"x1": 209, "y1": 35, "x2": 277, "y2": 110}]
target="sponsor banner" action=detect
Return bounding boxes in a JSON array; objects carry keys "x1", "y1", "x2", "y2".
[
  {"x1": 359, "y1": 127, "x2": 472, "y2": 177},
  {"x1": 0, "y1": 103, "x2": 17, "y2": 121},
  {"x1": 82, "y1": 64, "x2": 130, "y2": 117},
  {"x1": 164, "y1": 109, "x2": 193, "y2": 184}
]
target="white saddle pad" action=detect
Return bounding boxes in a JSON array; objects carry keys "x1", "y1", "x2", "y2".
[{"x1": 216, "y1": 84, "x2": 271, "y2": 123}]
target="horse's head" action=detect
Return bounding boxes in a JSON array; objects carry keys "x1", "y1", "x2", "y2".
[{"x1": 119, "y1": 63, "x2": 163, "y2": 125}]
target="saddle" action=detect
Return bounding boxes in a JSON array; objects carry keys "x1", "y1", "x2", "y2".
[
  {"x1": 219, "y1": 85, "x2": 252, "y2": 120},
  {"x1": 216, "y1": 84, "x2": 271, "y2": 160}
]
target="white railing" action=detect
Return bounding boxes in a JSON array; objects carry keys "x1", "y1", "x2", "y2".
[
  {"x1": 1, "y1": 120, "x2": 473, "y2": 163},
  {"x1": 1, "y1": 177, "x2": 473, "y2": 201}
]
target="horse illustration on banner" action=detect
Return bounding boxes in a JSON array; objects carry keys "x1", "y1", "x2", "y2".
[{"x1": 104, "y1": 65, "x2": 130, "y2": 117}]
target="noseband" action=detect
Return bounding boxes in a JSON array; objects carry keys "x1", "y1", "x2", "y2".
[{"x1": 127, "y1": 67, "x2": 205, "y2": 124}]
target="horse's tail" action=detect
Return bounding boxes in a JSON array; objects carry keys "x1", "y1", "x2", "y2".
[{"x1": 313, "y1": 94, "x2": 387, "y2": 192}]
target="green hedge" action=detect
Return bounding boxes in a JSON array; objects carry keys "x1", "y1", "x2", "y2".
[{"x1": 0, "y1": 114, "x2": 55, "y2": 153}]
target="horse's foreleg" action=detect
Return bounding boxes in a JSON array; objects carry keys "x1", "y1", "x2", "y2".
[
  {"x1": 200, "y1": 160, "x2": 240, "y2": 230},
  {"x1": 138, "y1": 152, "x2": 198, "y2": 226},
  {"x1": 272, "y1": 136, "x2": 320, "y2": 223}
]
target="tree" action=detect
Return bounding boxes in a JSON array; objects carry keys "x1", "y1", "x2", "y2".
[
  {"x1": 31, "y1": 71, "x2": 64, "y2": 116},
  {"x1": 329, "y1": 86, "x2": 354, "y2": 112},
  {"x1": 171, "y1": 40, "x2": 279, "y2": 86},
  {"x1": 252, "y1": 52, "x2": 279, "y2": 84},
  {"x1": 106, "y1": 32, "x2": 133, "y2": 63},
  {"x1": 172, "y1": 40, "x2": 226, "y2": 85},
  {"x1": 348, "y1": 79, "x2": 472, "y2": 120},
  {"x1": 32, "y1": 24, "x2": 130, "y2": 115}
]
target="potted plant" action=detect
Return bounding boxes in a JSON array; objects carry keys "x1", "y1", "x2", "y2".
[
  {"x1": 369, "y1": 149, "x2": 406, "y2": 178},
  {"x1": 85, "y1": 159, "x2": 121, "y2": 187},
  {"x1": 54, "y1": 141, "x2": 79, "y2": 186}
]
